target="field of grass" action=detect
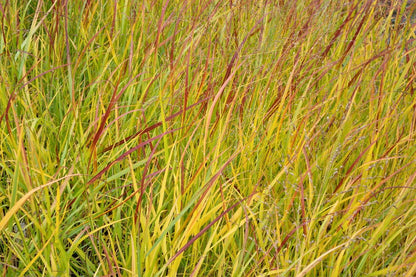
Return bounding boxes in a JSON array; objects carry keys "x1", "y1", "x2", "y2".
[{"x1": 1, "y1": 0, "x2": 416, "y2": 276}]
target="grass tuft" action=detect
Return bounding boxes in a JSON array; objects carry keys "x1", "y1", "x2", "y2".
[{"x1": 1, "y1": 0, "x2": 416, "y2": 276}]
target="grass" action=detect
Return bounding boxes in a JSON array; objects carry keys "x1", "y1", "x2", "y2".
[{"x1": 1, "y1": 0, "x2": 416, "y2": 276}]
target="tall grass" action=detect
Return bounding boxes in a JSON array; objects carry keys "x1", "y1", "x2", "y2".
[{"x1": 1, "y1": 0, "x2": 416, "y2": 276}]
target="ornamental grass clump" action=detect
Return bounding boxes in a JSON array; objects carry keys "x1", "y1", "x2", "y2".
[{"x1": 1, "y1": 0, "x2": 416, "y2": 276}]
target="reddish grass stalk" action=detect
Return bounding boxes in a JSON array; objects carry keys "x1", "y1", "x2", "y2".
[
  {"x1": 87, "y1": 128, "x2": 179, "y2": 185},
  {"x1": 167, "y1": 191, "x2": 258, "y2": 266}
]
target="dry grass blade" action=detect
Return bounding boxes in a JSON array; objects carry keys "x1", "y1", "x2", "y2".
[{"x1": 0, "y1": 175, "x2": 80, "y2": 232}]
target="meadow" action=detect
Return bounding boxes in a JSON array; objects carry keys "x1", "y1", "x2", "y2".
[{"x1": 1, "y1": 0, "x2": 416, "y2": 276}]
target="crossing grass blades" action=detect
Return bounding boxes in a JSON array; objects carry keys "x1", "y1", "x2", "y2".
[{"x1": 1, "y1": 0, "x2": 416, "y2": 276}]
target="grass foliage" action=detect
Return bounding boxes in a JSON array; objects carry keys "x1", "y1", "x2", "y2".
[{"x1": 1, "y1": 0, "x2": 416, "y2": 276}]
